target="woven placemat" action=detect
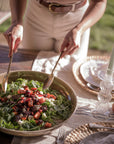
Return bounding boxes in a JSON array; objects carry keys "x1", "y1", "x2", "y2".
[
  {"x1": 64, "y1": 122, "x2": 114, "y2": 144},
  {"x1": 72, "y1": 55, "x2": 114, "y2": 99}
]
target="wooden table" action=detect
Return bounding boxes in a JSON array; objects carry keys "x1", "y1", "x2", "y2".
[
  {"x1": 0, "y1": 45, "x2": 38, "y2": 72},
  {"x1": 0, "y1": 44, "x2": 38, "y2": 144},
  {"x1": 0, "y1": 45, "x2": 113, "y2": 144}
]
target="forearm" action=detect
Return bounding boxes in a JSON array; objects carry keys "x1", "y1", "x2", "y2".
[
  {"x1": 75, "y1": 0, "x2": 107, "y2": 34},
  {"x1": 10, "y1": 0, "x2": 27, "y2": 25}
]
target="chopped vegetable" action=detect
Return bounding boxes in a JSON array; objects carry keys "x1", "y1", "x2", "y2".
[{"x1": 0, "y1": 78, "x2": 72, "y2": 131}]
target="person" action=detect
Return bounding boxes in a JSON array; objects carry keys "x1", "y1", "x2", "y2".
[{"x1": 4, "y1": 0, "x2": 107, "y2": 59}]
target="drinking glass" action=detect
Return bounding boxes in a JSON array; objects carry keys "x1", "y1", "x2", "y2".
[{"x1": 92, "y1": 69, "x2": 114, "y2": 120}]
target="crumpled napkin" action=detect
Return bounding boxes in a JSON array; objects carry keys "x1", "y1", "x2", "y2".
[{"x1": 32, "y1": 50, "x2": 78, "y2": 75}]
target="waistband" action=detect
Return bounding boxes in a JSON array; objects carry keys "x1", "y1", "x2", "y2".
[{"x1": 39, "y1": 0, "x2": 87, "y2": 13}]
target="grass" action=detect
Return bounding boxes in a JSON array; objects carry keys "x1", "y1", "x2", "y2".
[
  {"x1": 89, "y1": 0, "x2": 114, "y2": 52},
  {"x1": 0, "y1": 18, "x2": 11, "y2": 32},
  {"x1": 0, "y1": 0, "x2": 114, "y2": 52}
]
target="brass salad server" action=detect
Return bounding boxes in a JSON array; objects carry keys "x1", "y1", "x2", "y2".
[
  {"x1": 2, "y1": 55, "x2": 13, "y2": 93},
  {"x1": 43, "y1": 51, "x2": 64, "y2": 90}
]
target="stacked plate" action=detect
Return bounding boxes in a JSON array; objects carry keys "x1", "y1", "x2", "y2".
[
  {"x1": 72, "y1": 56, "x2": 114, "y2": 98},
  {"x1": 80, "y1": 58, "x2": 108, "y2": 88}
]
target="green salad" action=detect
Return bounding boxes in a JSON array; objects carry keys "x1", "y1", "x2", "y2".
[{"x1": 0, "y1": 78, "x2": 72, "y2": 131}]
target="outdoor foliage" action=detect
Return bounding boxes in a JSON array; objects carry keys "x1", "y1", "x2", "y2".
[
  {"x1": 0, "y1": 18, "x2": 11, "y2": 32},
  {"x1": 89, "y1": 0, "x2": 114, "y2": 52}
]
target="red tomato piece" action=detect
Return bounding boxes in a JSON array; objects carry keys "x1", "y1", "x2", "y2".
[
  {"x1": 21, "y1": 116, "x2": 27, "y2": 120},
  {"x1": 28, "y1": 99, "x2": 33, "y2": 107},
  {"x1": 46, "y1": 93, "x2": 56, "y2": 99},
  {"x1": 21, "y1": 97, "x2": 26, "y2": 103},
  {"x1": 26, "y1": 98, "x2": 32, "y2": 101},
  {"x1": 39, "y1": 97, "x2": 46, "y2": 104},
  {"x1": 34, "y1": 111, "x2": 41, "y2": 119},
  {"x1": 38, "y1": 94, "x2": 43, "y2": 97},
  {"x1": 45, "y1": 122, "x2": 52, "y2": 128},
  {"x1": 17, "y1": 89, "x2": 25, "y2": 94},
  {"x1": 39, "y1": 109, "x2": 43, "y2": 113},
  {"x1": 36, "y1": 102, "x2": 40, "y2": 105},
  {"x1": 31, "y1": 88, "x2": 37, "y2": 91},
  {"x1": 26, "y1": 89, "x2": 33, "y2": 95},
  {"x1": 20, "y1": 99, "x2": 25, "y2": 104}
]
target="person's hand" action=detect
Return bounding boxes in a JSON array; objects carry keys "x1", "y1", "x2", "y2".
[
  {"x1": 60, "y1": 28, "x2": 81, "y2": 58},
  {"x1": 4, "y1": 24, "x2": 23, "y2": 57}
]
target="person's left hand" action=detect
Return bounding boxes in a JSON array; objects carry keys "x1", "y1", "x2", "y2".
[
  {"x1": 60, "y1": 28, "x2": 81, "y2": 58},
  {"x1": 4, "y1": 24, "x2": 23, "y2": 57}
]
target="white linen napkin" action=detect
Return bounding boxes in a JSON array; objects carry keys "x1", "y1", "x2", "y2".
[{"x1": 32, "y1": 50, "x2": 77, "y2": 75}]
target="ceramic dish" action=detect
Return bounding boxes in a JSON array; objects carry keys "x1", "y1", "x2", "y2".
[{"x1": 80, "y1": 59, "x2": 108, "y2": 87}]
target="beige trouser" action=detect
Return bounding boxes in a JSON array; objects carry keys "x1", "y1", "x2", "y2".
[{"x1": 23, "y1": 0, "x2": 90, "y2": 59}]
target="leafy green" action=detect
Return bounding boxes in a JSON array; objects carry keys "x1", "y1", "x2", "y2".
[{"x1": 0, "y1": 78, "x2": 72, "y2": 131}]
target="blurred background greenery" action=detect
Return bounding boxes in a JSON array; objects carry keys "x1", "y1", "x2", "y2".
[
  {"x1": 89, "y1": 0, "x2": 114, "y2": 52},
  {"x1": 0, "y1": 0, "x2": 114, "y2": 52}
]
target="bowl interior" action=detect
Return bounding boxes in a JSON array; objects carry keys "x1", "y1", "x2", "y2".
[{"x1": 0, "y1": 70, "x2": 77, "y2": 136}]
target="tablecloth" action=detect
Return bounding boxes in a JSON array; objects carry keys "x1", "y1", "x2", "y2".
[{"x1": 11, "y1": 51, "x2": 113, "y2": 144}]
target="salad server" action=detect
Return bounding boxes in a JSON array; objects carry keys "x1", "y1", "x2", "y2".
[
  {"x1": 87, "y1": 83, "x2": 100, "y2": 92},
  {"x1": 2, "y1": 54, "x2": 13, "y2": 93},
  {"x1": 87, "y1": 83, "x2": 114, "y2": 94},
  {"x1": 43, "y1": 51, "x2": 63, "y2": 90}
]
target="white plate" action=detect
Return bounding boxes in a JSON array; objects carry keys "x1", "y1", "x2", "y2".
[
  {"x1": 79, "y1": 132, "x2": 114, "y2": 144},
  {"x1": 80, "y1": 59, "x2": 108, "y2": 87},
  {"x1": 91, "y1": 62, "x2": 108, "y2": 79}
]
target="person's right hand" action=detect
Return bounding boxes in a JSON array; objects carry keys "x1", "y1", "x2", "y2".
[
  {"x1": 4, "y1": 24, "x2": 23, "y2": 57},
  {"x1": 60, "y1": 27, "x2": 81, "y2": 58}
]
